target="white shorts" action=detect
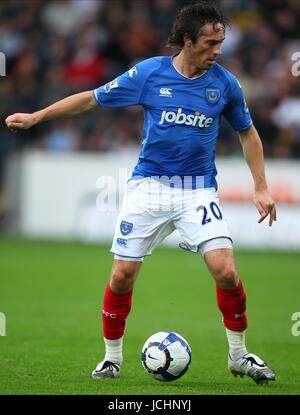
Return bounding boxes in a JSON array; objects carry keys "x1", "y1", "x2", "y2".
[{"x1": 111, "y1": 177, "x2": 232, "y2": 260}]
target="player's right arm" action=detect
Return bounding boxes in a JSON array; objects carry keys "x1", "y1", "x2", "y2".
[
  {"x1": 5, "y1": 90, "x2": 97, "y2": 132},
  {"x1": 6, "y1": 58, "x2": 157, "y2": 132}
]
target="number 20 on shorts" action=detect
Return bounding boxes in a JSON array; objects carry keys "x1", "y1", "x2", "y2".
[{"x1": 197, "y1": 202, "x2": 223, "y2": 225}]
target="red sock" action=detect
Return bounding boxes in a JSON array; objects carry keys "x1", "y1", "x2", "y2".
[
  {"x1": 216, "y1": 280, "x2": 248, "y2": 332},
  {"x1": 102, "y1": 283, "x2": 133, "y2": 340}
]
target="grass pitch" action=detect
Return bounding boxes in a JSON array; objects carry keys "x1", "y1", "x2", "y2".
[{"x1": 0, "y1": 237, "x2": 299, "y2": 395}]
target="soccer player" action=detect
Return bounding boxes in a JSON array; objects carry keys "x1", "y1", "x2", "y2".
[{"x1": 6, "y1": 2, "x2": 277, "y2": 384}]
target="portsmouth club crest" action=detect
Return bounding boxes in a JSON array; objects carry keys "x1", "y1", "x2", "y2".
[
  {"x1": 206, "y1": 88, "x2": 221, "y2": 104},
  {"x1": 120, "y1": 220, "x2": 133, "y2": 236}
]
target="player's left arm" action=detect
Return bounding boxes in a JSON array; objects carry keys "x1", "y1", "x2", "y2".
[{"x1": 239, "y1": 124, "x2": 277, "y2": 226}]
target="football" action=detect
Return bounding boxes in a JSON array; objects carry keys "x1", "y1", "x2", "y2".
[{"x1": 141, "y1": 331, "x2": 192, "y2": 381}]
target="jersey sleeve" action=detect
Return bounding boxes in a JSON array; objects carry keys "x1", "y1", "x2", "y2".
[
  {"x1": 93, "y1": 59, "x2": 152, "y2": 108},
  {"x1": 222, "y1": 76, "x2": 252, "y2": 132}
]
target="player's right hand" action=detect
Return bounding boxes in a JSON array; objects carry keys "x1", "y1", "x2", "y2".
[{"x1": 5, "y1": 113, "x2": 37, "y2": 133}]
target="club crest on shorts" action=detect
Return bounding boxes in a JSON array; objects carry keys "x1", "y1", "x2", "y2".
[
  {"x1": 120, "y1": 220, "x2": 133, "y2": 236},
  {"x1": 206, "y1": 88, "x2": 221, "y2": 104}
]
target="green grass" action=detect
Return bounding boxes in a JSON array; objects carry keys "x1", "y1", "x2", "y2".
[{"x1": 0, "y1": 237, "x2": 299, "y2": 395}]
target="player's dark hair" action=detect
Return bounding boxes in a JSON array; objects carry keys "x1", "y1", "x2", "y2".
[{"x1": 167, "y1": 1, "x2": 229, "y2": 49}]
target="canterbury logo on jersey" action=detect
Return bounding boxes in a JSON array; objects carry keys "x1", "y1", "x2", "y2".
[
  {"x1": 128, "y1": 66, "x2": 137, "y2": 77},
  {"x1": 159, "y1": 108, "x2": 214, "y2": 128},
  {"x1": 159, "y1": 88, "x2": 172, "y2": 97}
]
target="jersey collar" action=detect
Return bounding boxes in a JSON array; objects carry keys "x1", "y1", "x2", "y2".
[{"x1": 170, "y1": 54, "x2": 211, "y2": 81}]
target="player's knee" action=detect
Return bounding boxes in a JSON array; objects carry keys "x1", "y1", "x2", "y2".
[
  {"x1": 110, "y1": 266, "x2": 137, "y2": 292},
  {"x1": 213, "y1": 264, "x2": 239, "y2": 289}
]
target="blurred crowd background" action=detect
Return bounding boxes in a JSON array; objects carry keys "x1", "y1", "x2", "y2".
[{"x1": 0, "y1": 0, "x2": 300, "y2": 187}]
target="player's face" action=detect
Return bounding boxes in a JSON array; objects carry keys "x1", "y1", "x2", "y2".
[{"x1": 185, "y1": 23, "x2": 225, "y2": 70}]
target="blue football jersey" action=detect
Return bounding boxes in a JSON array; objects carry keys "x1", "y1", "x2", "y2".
[{"x1": 93, "y1": 56, "x2": 252, "y2": 189}]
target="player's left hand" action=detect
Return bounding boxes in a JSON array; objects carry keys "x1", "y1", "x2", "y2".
[{"x1": 254, "y1": 190, "x2": 277, "y2": 226}]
